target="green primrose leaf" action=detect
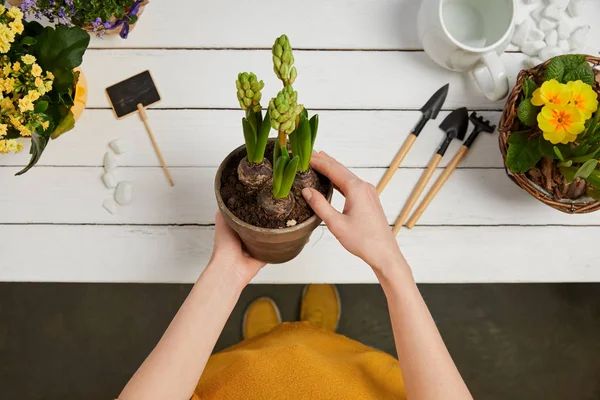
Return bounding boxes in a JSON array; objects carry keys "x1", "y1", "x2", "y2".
[
  {"x1": 560, "y1": 54, "x2": 586, "y2": 71},
  {"x1": 574, "y1": 159, "x2": 599, "y2": 180},
  {"x1": 559, "y1": 167, "x2": 577, "y2": 184},
  {"x1": 506, "y1": 130, "x2": 542, "y2": 173},
  {"x1": 553, "y1": 146, "x2": 565, "y2": 162},
  {"x1": 517, "y1": 99, "x2": 540, "y2": 127},
  {"x1": 34, "y1": 101, "x2": 48, "y2": 113},
  {"x1": 571, "y1": 147, "x2": 600, "y2": 163},
  {"x1": 272, "y1": 155, "x2": 288, "y2": 197},
  {"x1": 309, "y1": 114, "x2": 319, "y2": 150},
  {"x1": 242, "y1": 118, "x2": 257, "y2": 162},
  {"x1": 563, "y1": 64, "x2": 595, "y2": 85},
  {"x1": 545, "y1": 57, "x2": 565, "y2": 82},
  {"x1": 16, "y1": 132, "x2": 49, "y2": 176},
  {"x1": 523, "y1": 77, "x2": 537, "y2": 99},
  {"x1": 588, "y1": 187, "x2": 600, "y2": 201},
  {"x1": 584, "y1": 173, "x2": 600, "y2": 190},
  {"x1": 277, "y1": 156, "x2": 299, "y2": 198},
  {"x1": 584, "y1": 110, "x2": 600, "y2": 138},
  {"x1": 538, "y1": 136, "x2": 556, "y2": 158},
  {"x1": 254, "y1": 113, "x2": 271, "y2": 162},
  {"x1": 558, "y1": 160, "x2": 573, "y2": 167},
  {"x1": 572, "y1": 143, "x2": 591, "y2": 157}
]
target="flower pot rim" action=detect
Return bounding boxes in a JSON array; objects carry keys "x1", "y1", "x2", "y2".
[{"x1": 215, "y1": 141, "x2": 333, "y2": 234}]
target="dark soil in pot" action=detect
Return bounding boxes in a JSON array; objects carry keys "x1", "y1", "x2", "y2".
[{"x1": 219, "y1": 141, "x2": 329, "y2": 229}]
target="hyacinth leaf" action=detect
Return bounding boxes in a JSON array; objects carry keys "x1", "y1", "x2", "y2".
[
  {"x1": 289, "y1": 130, "x2": 299, "y2": 166},
  {"x1": 309, "y1": 114, "x2": 319, "y2": 150},
  {"x1": 253, "y1": 113, "x2": 271, "y2": 163},
  {"x1": 297, "y1": 115, "x2": 312, "y2": 172},
  {"x1": 242, "y1": 118, "x2": 257, "y2": 162},
  {"x1": 273, "y1": 140, "x2": 280, "y2": 166},
  {"x1": 574, "y1": 159, "x2": 599, "y2": 180},
  {"x1": 272, "y1": 155, "x2": 288, "y2": 198},
  {"x1": 277, "y1": 156, "x2": 300, "y2": 198}
]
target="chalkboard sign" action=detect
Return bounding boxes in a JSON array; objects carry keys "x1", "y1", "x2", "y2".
[{"x1": 106, "y1": 70, "x2": 161, "y2": 119}]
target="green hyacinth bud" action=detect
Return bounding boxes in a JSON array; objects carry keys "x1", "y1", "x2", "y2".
[
  {"x1": 236, "y1": 72, "x2": 264, "y2": 112},
  {"x1": 268, "y1": 86, "x2": 300, "y2": 135},
  {"x1": 272, "y1": 34, "x2": 297, "y2": 86}
]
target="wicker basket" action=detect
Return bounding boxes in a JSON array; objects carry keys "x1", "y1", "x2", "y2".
[{"x1": 498, "y1": 55, "x2": 600, "y2": 214}]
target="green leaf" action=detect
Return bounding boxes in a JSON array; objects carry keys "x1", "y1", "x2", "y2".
[
  {"x1": 559, "y1": 167, "x2": 577, "y2": 184},
  {"x1": 538, "y1": 136, "x2": 556, "y2": 158},
  {"x1": 21, "y1": 36, "x2": 37, "y2": 46},
  {"x1": 50, "y1": 111, "x2": 75, "y2": 140},
  {"x1": 289, "y1": 131, "x2": 299, "y2": 162},
  {"x1": 297, "y1": 115, "x2": 312, "y2": 172},
  {"x1": 583, "y1": 110, "x2": 600, "y2": 138},
  {"x1": 129, "y1": 14, "x2": 139, "y2": 24},
  {"x1": 584, "y1": 173, "x2": 600, "y2": 189},
  {"x1": 34, "y1": 25, "x2": 90, "y2": 71},
  {"x1": 272, "y1": 155, "x2": 288, "y2": 197},
  {"x1": 561, "y1": 54, "x2": 587, "y2": 71},
  {"x1": 277, "y1": 156, "x2": 299, "y2": 198},
  {"x1": 575, "y1": 159, "x2": 599, "y2": 179},
  {"x1": 309, "y1": 114, "x2": 319, "y2": 150},
  {"x1": 517, "y1": 99, "x2": 540, "y2": 127},
  {"x1": 545, "y1": 57, "x2": 565, "y2": 82},
  {"x1": 34, "y1": 101, "x2": 49, "y2": 113},
  {"x1": 242, "y1": 118, "x2": 257, "y2": 162},
  {"x1": 558, "y1": 160, "x2": 573, "y2": 168},
  {"x1": 588, "y1": 187, "x2": 600, "y2": 200},
  {"x1": 254, "y1": 113, "x2": 271, "y2": 162},
  {"x1": 523, "y1": 77, "x2": 537, "y2": 99},
  {"x1": 572, "y1": 143, "x2": 591, "y2": 157},
  {"x1": 506, "y1": 131, "x2": 542, "y2": 173},
  {"x1": 273, "y1": 139, "x2": 280, "y2": 166},
  {"x1": 563, "y1": 64, "x2": 595, "y2": 85},
  {"x1": 553, "y1": 146, "x2": 565, "y2": 162},
  {"x1": 571, "y1": 147, "x2": 600, "y2": 163},
  {"x1": 52, "y1": 68, "x2": 75, "y2": 93},
  {"x1": 15, "y1": 132, "x2": 48, "y2": 176}
]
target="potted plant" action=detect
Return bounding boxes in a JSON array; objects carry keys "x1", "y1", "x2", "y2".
[
  {"x1": 0, "y1": 5, "x2": 89, "y2": 175},
  {"x1": 215, "y1": 34, "x2": 333, "y2": 264},
  {"x1": 10, "y1": 0, "x2": 147, "y2": 38},
  {"x1": 499, "y1": 55, "x2": 600, "y2": 213}
]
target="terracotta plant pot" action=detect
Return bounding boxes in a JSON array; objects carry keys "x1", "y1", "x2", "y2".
[{"x1": 215, "y1": 141, "x2": 333, "y2": 264}]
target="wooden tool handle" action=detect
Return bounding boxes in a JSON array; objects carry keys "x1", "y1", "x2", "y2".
[
  {"x1": 376, "y1": 134, "x2": 417, "y2": 195},
  {"x1": 406, "y1": 146, "x2": 468, "y2": 229},
  {"x1": 392, "y1": 153, "x2": 443, "y2": 235},
  {"x1": 137, "y1": 104, "x2": 175, "y2": 187}
]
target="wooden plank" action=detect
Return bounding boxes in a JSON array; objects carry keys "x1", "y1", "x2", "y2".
[
  {"x1": 79, "y1": 49, "x2": 530, "y2": 110},
  {"x1": 1, "y1": 225, "x2": 597, "y2": 283},
  {"x1": 0, "y1": 110, "x2": 504, "y2": 169},
  {"x1": 1, "y1": 167, "x2": 598, "y2": 226},
  {"x1": 88, "y1": 0, "x2": 600, "y2": 52}
]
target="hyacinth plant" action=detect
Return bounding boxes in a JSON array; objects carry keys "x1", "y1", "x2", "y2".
[
  {"x1": 0, "y1": 6, "x2": 89, "y2": 175},
  {"x1": 17, "y1": 0, "x2": 144, "y2": 38},
  {"x1": 235, "y1": 34, "x2": 321, "y2": 218},
  {"x1": 506, "y1": 54, "x2": 600, "y2": 200}
]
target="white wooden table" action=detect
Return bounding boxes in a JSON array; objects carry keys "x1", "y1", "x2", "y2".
[{"x1": 2, "y1": 0, "x2": 600, "y2": 284}]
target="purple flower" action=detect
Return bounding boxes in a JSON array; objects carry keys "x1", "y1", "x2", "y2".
[{"x1": 19, "y1": 0, "x2": 37, "y2": 13}]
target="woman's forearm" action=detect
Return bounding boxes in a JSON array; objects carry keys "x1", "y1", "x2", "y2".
[
  {"x1": 377, "y1": 256, "x2": 473, "y2": 400},
  {"x1": 119, "y1": 262, "x2": 244, "y2": 400}
]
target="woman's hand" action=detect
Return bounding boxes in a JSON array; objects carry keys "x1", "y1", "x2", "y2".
[
  {"x1": 209, "y1": 212, "x2": 266, "y2": 287},
  {"x1": 302, "y1": 151, "x2": 406, "y2": 273}
]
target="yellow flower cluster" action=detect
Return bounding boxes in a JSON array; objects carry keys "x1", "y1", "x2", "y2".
[
  {"x1": 0, "y1": 138, "x2": 24, "y2": 154},
  {"x1": 532, "y1": 79, "x2": 599, "y2": 144},
  {"x1": 0, "y1": 6, "x2": 24, "y2": 54}
]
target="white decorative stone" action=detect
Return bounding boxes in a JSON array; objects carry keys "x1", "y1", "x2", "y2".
[
  {"x1": 531, "y1": 5, "x2": 544, "y2": 22},
  {"x1": 550, "y1": 0, "x2": 570, "y2": 9},
  {"x1": 102, "y1": 172, "x2": 118, "y2": 189},
  {"x1": 525, "y1": 57, "x2": 543, "y2": 68},
  {"x1": 522, "y1": 0, "x2": 540, "y2": 4},
  {"x1": 103, "y1": 199, "x2": 117, "y2": 215},
  {"x1": 286, "y1": 219, "x2": 298, "y2": 227},
  {"x1": 512, "y1": 19, "x2": 532, "y2": 47},
  {"x1": 569, "y1": 25, "x2": 589, "y2": 51},
  {"x1": 557, "y1": 21, "x2": 571, "y2": 40},
  {"x1": 568, "y1": 0, "x2": 584, "y2": 17},
  {"x1": 544, "y1": 30, "x2": 558, "y2": 47},
  {"x1": 539, "y1": 46, "x2": 563, "y2": 61},
  {"x1": 543, "y1": 5, "x2": 561, "y2": 21},
  {"x1": 109, "y1": 139, "x2": 130, "y2": 155},
  {"x1": 558, "y1": 39, "x2": 570, "y2": 53},
  {"x1": 539, "y1": 18, "x2": 558, "y2": 32},
  {"x1": 104, "y1": 152, "x2": 118, "y2": 172},
  {"x1": 528, "y1": 27, "x2": 545, "y2": 42},
  {"x1": 115, "y1": 182, "x2": 134, "y2": 205},
  {"x1": 522, "y1": 41, "x2": 546, "y2": 56}
]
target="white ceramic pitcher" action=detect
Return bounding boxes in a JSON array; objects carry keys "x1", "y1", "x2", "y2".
[{"x1": 418, "y1": 0, "x2": 516, "y2": 101}]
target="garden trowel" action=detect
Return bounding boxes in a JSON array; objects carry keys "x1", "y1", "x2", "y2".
[
  {"x1": 392, "y1": 107, "x2": 469, "y2": 235},
  {"x1": 376, "y1": 83, "x2": 449, "y2": 195}
]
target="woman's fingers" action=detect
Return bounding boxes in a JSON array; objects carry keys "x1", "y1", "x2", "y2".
[
  {"x1": 310, "y1": 151, "x2": 359, "y2": 195},
  {"x1": 302, "y1": 187, "x2": 344, "y2": 228}
]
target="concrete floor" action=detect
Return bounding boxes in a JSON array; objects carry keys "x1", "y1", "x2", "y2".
[{"x1": 1, "y1": 283, "x2": 599, "y2": 400}]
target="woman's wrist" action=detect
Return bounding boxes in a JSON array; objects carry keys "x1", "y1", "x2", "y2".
[{"x1": 203, "y1": 260, "x2": 250, "y2": 294}]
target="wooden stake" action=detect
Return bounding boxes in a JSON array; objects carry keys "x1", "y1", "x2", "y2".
[
  {"x1": 406, "y1": 146, "x2": 468, "y2": 229},
  {"x1": 137, "y1": 103, "x2": 174, "y2": 187},
  {"x1": 376, "y1": 134, "x2": 417, "y2": 195},
  {"x1": 392, "y1": 152, "x2": 443, "y2": 235}
]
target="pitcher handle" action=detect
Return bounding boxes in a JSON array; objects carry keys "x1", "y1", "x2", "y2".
[{"x1": 471, "y1": 52, "x2": 509, "y2": 101}]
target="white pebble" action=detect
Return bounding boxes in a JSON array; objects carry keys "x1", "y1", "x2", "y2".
[
  {"x1": 115, "y1": 182, "x2": 134, "y2": 205},
  {"x1": 525, "y1": 57, "x2": 543, "y2": 68},
  {"x1": 286, "y1": 219, "x2": 298, "y2": 227},
  {"x1": 539, "y1": 46, "x2": 563, "y2": 61},
  {"x1": 539, "y1": 18, "x2": 558, "y2": 32},
  {"x1": 522, "y1": 0, "x2": 540, "y2": 4},
  {"x1": 109, "y1": 139, "x2": 130, "y2": 155},
  {"x1": 522, "y1": 41, "x2": 546, "y2": 56},
  {"x1": 102, "y1": 171, "x2": 118, "y2": 189},
  {"x1": 569, "y1": 25, "x2": 589, "y2": 51},
  {"x1": 528, "y1": 27, "x2": 545, "y2": 42},
  {"x1": 543, "y1": 5, "x2": 561, "y2": 21},
  {"x1": 557, "y1": 21, "x2": 571, "y2": 40},
  {"x1": 549, "y1": 0, "x2": 569, "y2": 9},
  {"x1": 103, "y1": 198, "x2": 117, "y2": 215},
  {"x1": 104, "y1": 152, "x2": 118, "y2": 172},
  {"x1": 558, "y1": 39, "x2": 570, "y2": 53},
  {"x1": 545, "y1": 30, "x2": 558, "y2": 47},
  {"x1": 568, "y1": 0, "x2": 584, "y2": 17},
  {"x1": 531, "y1": 6, "x2": 544, "y2": 22},
  {"x1": 512, "y1": 20, "x2": 532, "y2": 47}
]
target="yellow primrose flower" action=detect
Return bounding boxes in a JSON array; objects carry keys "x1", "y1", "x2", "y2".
[
  {"x1": 0, "y1": 123, "x2": 7, "y2": 136},
  {"x1": 12, "y1": 61, "x2": 20, "y2": 72},
  {"x1": 6, "y1": 7, "x2": 24, "y2": 20},
  {"x1": 531, "y1": 79, "x2": 572, "y2": 108},
  {"x1": 567, "y1": 80, "x2": 599, "y2": 120},
  {"x1": 18, "y1": 96, "x2": 34, "y2": 112},
  {"x1": 9, "y1": 19, "x2": 24, "y2": 35},
  {"x1": 31, "y1": 63, "x2": 42, "y2": 77},
  {"x1": 21, "y1": 54, "x2": 36, "y2": 65},
  {"x1": 538, "y1": 104, "x2": 586, "y2": 144},
  {"x1": 41, "y1": 120, "x2": 50, "y2": 131}
]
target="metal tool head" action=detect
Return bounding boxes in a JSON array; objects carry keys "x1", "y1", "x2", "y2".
[
  {"x1": 464, "y1": 112, "x2": 496, "y2": 148},
  {"x1": 439, "y1": 107, "x2": 469, "y2": 140},
  {"x1": 420, "y1": 83, "x2": 449, "y2": 120}
]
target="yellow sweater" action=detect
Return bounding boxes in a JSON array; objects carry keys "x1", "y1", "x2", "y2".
[{"x1": 194, "y1": 322, "x2": 406, "y2": 399}]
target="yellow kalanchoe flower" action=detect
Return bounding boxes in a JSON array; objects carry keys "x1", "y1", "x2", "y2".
[
  {"x1": 21, "y1": 54, "x2": 36, "y2": 65},
  {"x1": 531, "y1": 79, "x2": 572, "y2": 108},
  {"x1": 41, "y1": 120, "x2": 50, "y2": 131},
  {"x1": 35, "y1": 77, "x2": 43, "y2": 88},
  {"x1": 0, "y1": 24, "x2": 15, "y2": 53},
  {"x1": 0, "y1": 5, "x2": 6, "y2": 14},
  {"x1": 12, "y1": 61, "x2": 20, "y2": 72},
  {"x1": 18, "y1": 96, "x2": 34, "y2": 112},
  {"x1": 6, "y1": 7, "x2": 24, "y2": 20},
  {"x1": 31, "y1": 63, "x2": 42, "y2": 77},
  {"x1": 538, "y1": 104, "x2": 586, "y2": 144},
  {"x1": 9, "y1": 19, "x2": 24, "y2": 35},
  {"x1": 567, "y1": 80, "x2": 599, "y2": 120},
  {"x1": 27, "y1": 89, "x2": 41, "y2": 102},
  {"x1": 0, "y1": 123, "x2": 7, "y2": 136}
]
